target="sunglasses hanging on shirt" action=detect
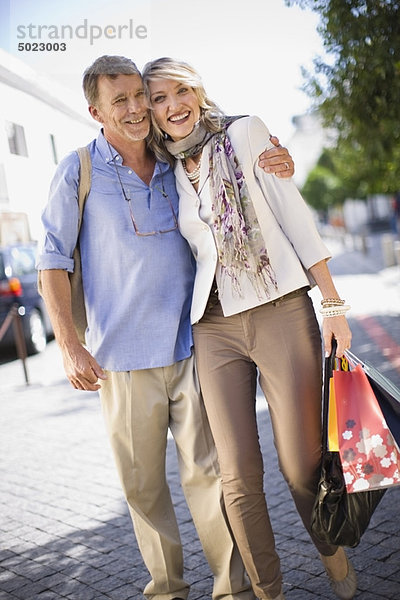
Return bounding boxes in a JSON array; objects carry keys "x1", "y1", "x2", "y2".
[{"x1": 107, "y1": 141, "x2": 178, "y2": 236}]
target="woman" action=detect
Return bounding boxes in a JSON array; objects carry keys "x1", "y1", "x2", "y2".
[{"x1": 142, "y1": 57, "x2": 356, "y2": 600}]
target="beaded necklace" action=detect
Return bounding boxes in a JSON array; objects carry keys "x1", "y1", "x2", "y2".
[{"x1": 181, "y1": 157, "x2": 201, "y2": 185}]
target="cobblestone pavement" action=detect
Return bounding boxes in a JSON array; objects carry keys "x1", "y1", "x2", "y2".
[{"x1": 1, "y1": 232, "x2": 400, "y2": 599}]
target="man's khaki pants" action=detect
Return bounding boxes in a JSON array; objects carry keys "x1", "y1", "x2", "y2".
[{"x1": 99, "y1": 354, "x2": 254, "y2": 600}]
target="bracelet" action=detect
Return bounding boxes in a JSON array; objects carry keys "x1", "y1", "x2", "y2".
[
  {"x1": 321, "y1": 298, "x2": 345, "y2": 306},
  {"x1": 320, "y1": 305, "x2": 351, "y2": 317}
]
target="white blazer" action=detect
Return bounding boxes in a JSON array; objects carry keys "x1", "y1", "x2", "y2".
[{"x1": 175, "y1": 116, "x2": 331, "y2": 324}]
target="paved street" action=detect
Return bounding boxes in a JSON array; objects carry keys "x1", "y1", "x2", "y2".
[{"x1": 0, "y1": 232, "x2": 400, "y2": 599}]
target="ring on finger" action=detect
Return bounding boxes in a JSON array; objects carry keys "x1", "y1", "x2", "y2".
[{"x1": 284, "y1": 161, "x2": 290, "y2": 170}]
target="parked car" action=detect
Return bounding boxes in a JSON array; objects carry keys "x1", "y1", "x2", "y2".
[{"x1": 0, "y1": 243, "x2": 53, "y2": 354}]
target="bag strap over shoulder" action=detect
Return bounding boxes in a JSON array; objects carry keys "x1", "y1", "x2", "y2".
[
  {"x1": 67, "y1": 146, "x2": 92, "y2": 344},
  {"x1": 37, "y1": 146, "x2": 92, "y2": 301},
  {"x1": 76, "y1": 146, "x2": 92, "y2": 230}
]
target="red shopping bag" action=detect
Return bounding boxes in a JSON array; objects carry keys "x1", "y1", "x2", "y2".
[{"x1": 333, "y1": 364, "x2": 400, "y2": 493}]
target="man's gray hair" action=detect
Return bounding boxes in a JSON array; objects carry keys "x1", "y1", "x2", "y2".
[{"x1": 82, "y1": 55, "x2": 141, "y2": 106}]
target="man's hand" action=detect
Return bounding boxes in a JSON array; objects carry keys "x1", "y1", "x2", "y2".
[
  {"x1": 62, "y1": 341, "x2": 107, "y2": 391},
  {"x1": 258, "y1": 135, "x2": 294, "y2": 178},
  {"x1": 39, "y1": 269, "x2": 107, "y2": 392}
]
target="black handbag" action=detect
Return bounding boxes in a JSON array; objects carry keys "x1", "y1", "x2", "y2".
[{"x1": 310, "y1": 340, "x2": 386, "y2": 548}]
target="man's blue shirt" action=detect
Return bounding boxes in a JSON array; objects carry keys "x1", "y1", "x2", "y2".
[{"x1": 37, "y1": 131, "x2": 195, "y2": 371}]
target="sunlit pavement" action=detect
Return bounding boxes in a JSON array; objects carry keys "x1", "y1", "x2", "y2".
[{"x1": 1, "y1": 232, "x2": 399, "y2": 599}]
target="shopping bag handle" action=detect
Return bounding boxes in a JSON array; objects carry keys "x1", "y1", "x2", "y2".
[
  {"x1": 322, "y1": 338, "x2": 338, "y2": 453},
  {"x1": 326, "y1": 338, "x2": 337, "y2": 378}
]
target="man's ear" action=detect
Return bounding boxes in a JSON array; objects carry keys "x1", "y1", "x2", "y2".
[{"x1": 89, "y1": 105, "x2": 103, "y2": 124}]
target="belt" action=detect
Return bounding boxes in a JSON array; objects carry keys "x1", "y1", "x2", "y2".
[
  {"x1": 205, "y1": 284, "x2": 309, "y2": 313},
  {"x1": 271, "y1": 286, "x2": 310, "y2": 306},
  {"x1": 205, "y1": 279, "x2": 220, "y2": 313}
]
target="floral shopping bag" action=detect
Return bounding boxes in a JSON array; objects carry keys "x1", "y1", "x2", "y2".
[{"x1": 333, "y1": 364, "x2": 400, "y2": 493}]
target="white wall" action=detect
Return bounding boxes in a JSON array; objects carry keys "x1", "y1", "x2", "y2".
[{"x1": 0, "y1": 79, "x2": 97, "y2": 241}]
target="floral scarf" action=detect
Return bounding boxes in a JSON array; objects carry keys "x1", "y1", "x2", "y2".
[{"x1": 166, "y1": 117, "x2": 277, "y2": 300}]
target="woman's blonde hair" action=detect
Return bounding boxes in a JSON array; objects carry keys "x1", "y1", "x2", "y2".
[{"x1": 142, "y1": 57, "x2": 226, "y2": 164}]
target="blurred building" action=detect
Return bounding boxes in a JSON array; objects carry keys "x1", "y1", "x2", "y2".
[
  {"x1": 287, "y1": 112, "x2": 331, "y2": 189},
  {"x1": 0, "y1": 49, "x2": 97, "y2": 242}
]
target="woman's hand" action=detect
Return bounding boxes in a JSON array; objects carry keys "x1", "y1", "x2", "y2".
[
  {"x1": 322, "y1": 316, "x2": 352, "y2": 358},
  {"x1": 307, "y1": 260, "x2": 352, "y2": 358}
]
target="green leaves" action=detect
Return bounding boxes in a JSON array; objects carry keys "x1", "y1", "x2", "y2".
[{"x1": 287, "y1": 0, "x2": 400, "y2": 197}]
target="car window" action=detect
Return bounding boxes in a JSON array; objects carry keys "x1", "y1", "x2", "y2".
[{"x1": 10, "y1": 246, "x2": 37, "y2": 276}]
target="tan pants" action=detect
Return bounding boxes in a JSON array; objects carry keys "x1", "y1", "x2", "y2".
[
  {"x1": 99, "y1": 354, "x2": 255, "y2": 600},
  {"x1": 193, "y1": 292, "x2": 337, "y2": 600}
]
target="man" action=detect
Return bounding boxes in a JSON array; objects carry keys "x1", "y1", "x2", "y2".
[{"x1": 37, "y1": 55, "x2": 294, "y2": 600}]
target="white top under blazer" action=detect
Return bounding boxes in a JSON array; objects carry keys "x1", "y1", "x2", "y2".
[{"x1": 175, "y1": 116, "x2": 331, "y2": 324}]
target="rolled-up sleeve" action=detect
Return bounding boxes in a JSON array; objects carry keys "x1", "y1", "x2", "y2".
[
  {"x1": 247, "y1": 116, "x2": 331, "y2": 269},
  {"x1": 36, "y1": 151, "x2": 81, "y2": 272}
]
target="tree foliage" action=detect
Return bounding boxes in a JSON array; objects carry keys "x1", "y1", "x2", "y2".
[
  {"x1": 286, "y1": 0, "x2": 400, "y2": 196},
  {"x1": 301, "y1": 149, "x2": 355, "y2": 212}
]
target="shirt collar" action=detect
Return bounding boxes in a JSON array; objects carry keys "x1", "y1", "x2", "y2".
[
  {"x1": 96, "y1": 129, "x2": 170, "y2": 176},
  {"x1": 96, "y1": 129, "x2": 121, "y2": 165}
]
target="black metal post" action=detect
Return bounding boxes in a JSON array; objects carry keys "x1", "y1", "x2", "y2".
[{"x1": 11, "y1": 306, "x2": 29, "y2": 385}]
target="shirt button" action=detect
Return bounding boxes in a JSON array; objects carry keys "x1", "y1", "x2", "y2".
[
  {"x1": 195, "y1": 200, "x2": 200, "y2": 207},
  {"x1": 202, "y1": 225, "x2": 208, "y2": 231},
  {"x1": 128, "y1": 170, "x2": 132, "y2": 174}
]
